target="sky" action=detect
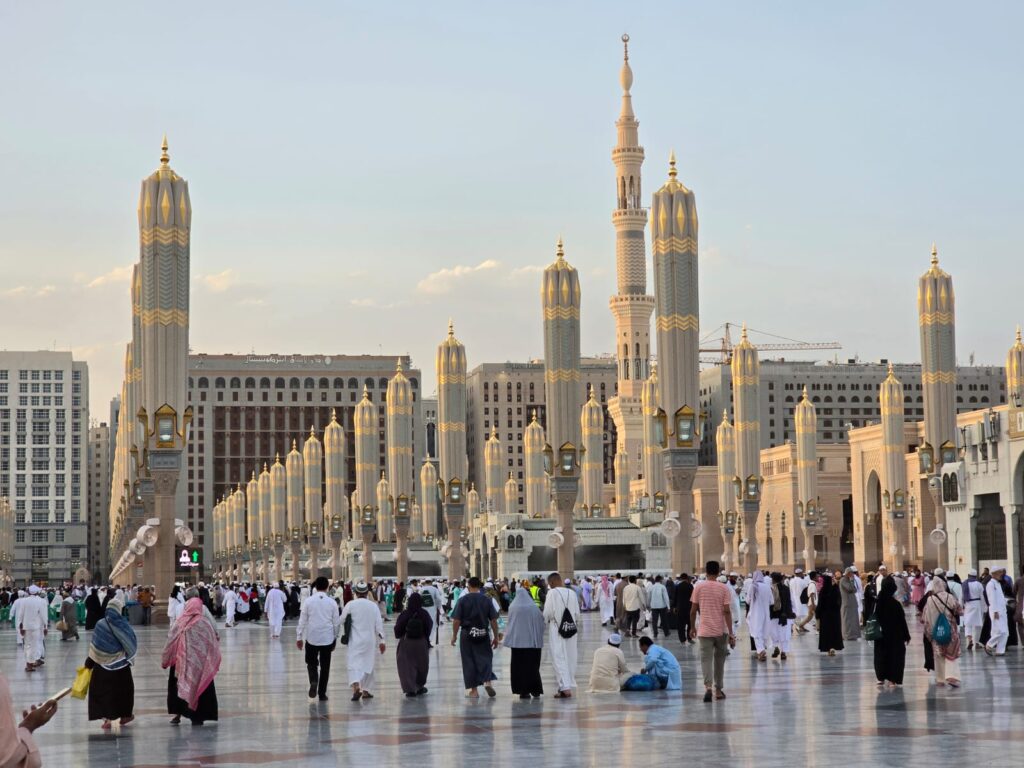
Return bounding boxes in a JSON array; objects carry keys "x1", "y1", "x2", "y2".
[{"x1": 2, "y1": 2, "x2": 1022, "y2": 420}]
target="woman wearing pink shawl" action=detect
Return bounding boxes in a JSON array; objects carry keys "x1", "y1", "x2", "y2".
[{"x1": 162, "y1": 595, "x2": 221, "y2": 725}]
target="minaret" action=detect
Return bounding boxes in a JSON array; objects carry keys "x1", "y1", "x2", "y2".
[
  {"x1": 505, "y1": 472, "x2": 519, "y2": 516},
  {"x1": 324, "y1": 410, "x2": 348, "y2": 580},
  {"x1": 1008, "y1": 327, "x2": 1024, "y2": 405},
  {"x1": 467, "y1": 483, "x2": 480, "y2": 519},
  {"x1": 581, "y1": 386, "x2": 604, "y2": 515},
  {"x1": 354, "y1": 387, "x2": 378, "y2": 579},
  {"x1": 651, "y1": 151, "x2": 701, "y2": 574},
  {"x1": 137, "y1": 136, "x2": 192, "y2": 621},
  {"x1": 641, "y1": 367, "x2": 665, "y2": 498},
  {"x1": 246, "y1": 470, "x2": 260, "y2": 579},
  {"x1": 419, "y1": 460, "x2": 439, "y2": 538},
  {"x1": 376, "y1": 472, "x2": 392, "y2": 542},
  {"x1": 212, "y1": 498, "x2": 223, "y2": 577},
  {"x1": 258, "y1": 463, "x2": 272, "y2": 580},
  {"x1": 542, "y1": 237, "x2": 583, "y2": 574},
  {"x1": 918, "y1": 244, "x2": 956, "y2": 567},
  {"x1": 879, "y1": 366, "x2": 907, "y2": 572},
  {"x1": 232, "y1": 485, "x2": 245, "y2": 581},
  {"x1": 715, "y1": 412, "x2": 736, "y2": 568},
  {"x1": 794, "y1": 387, "x2": 818, "y2": 572},
  {"x1": 524, "y1": 411, "x2": 547, "y2": 518},
  {"x1": 270, "y1": 454, "x2": 287, "y2": 582},
  {"x1": 614, "y1": 451, "x2": 629, "y2": 516},
  {"x1": 386, "y1": 360, "x2": 414, "y2": 553},
  {"x1": 731, "y1": 324, "x2": 761, "y2": 572},
  {"x1": 607, "y1": 34, "x2": 656, "y2": 518},
  {"x1": 436, "y1": 321, "x2": 468, "y2": 580},
  {"x1": 484, "y1": 428, "x2": 504, "y2": 514},
  {"x1": 303, "y1": 426, "x2": 324, "y2": 576}
]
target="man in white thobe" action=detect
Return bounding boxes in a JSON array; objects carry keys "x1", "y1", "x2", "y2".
[
  {"x1": 419, "y1": 580, "x2": 445, "y2": 644},
  {"x1": 10, "y1": 591, "x2": 25, "y2": 648},
  {"x1": 340, "y1": 581, "x2": 385, "y2": 700},
  {"x1": 19, "y1": 586, "x2": 48, "y2": 672},
  {"x1": 223, "y1": 585, "x2": 237, "y2": 627},
  {"x1": 265, "y1": 583, "x2": 287, "y2": 638},
  {"x1": 984, "y1": 566, "x2": 1009, "y2": 656},
  {"x1": 852, "y1": 567, "x2": 864, "y2": 619},
  {"x1": 790, "y1": 569, "x2": 809, "y2": 624},
  {"x1": 542, "y1": 572, "x2": 580, "y2": 697},
  {"x1": 962, "y1": 570, "x2": 985, "y2": 649},
  {"x1": 746, "y1": 571, "x2": 774, "y2": 659}
]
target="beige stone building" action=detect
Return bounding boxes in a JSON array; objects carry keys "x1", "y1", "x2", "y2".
[{"x1": 87, "y1": 422, "x2": 111, "y2": 580}]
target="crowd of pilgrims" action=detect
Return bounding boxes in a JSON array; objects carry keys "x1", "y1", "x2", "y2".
[{"x1": 0, "y1": 562, "x2": 1021, "y2": 763}]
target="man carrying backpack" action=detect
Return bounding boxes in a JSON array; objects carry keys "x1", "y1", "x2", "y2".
[
  {"x1": 795, "y1": 570, "x2": 818, "y2": 634},
  {"x1": 543, "y1": 572, "x2": 581, "y2": 699},
  {"x1": 418, "y1": 579, "x2": 444, "y2": 645}
]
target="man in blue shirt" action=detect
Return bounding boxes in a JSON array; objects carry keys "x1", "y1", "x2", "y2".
[{"x1": 638, "y1": 636, "x2": 681, "y2": 691}]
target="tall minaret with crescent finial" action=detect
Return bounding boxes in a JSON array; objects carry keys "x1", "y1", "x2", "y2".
[{"x1": 607, "y1": 34, "x2": 657, "y2": 516}]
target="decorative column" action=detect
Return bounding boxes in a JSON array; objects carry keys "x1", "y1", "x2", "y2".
[
  {"x1": 386, "y1": 360, "x2": 414, "y2": 547},
  {"x1": 731, "y1": 325, "x2": 761, "y2": 573},
  {"x1": 436, "y1": 321, "x2": 469, "y2": 581},
  {"x1": 651, "y1": 152, "x2": 701, "y2": 576},
  {"x1": 419, "y1": 461, "x2": 439, "y2": 539},
  {"x1": 393, "y1": 492, "x2": 411, "y2": 584},
  {"x1": 542, "y1": 238, "x2": 583, "y2": 576},
  {"x1": 136, "y1": 137, "x2": 192, "y2": 624},
  {"x1": 354, "y1": 388, "x2": 378, "y2": 578},
  {"x1": 484, "y1": 428, "x2": 504, "y2": 514},
  {"x1": 505, "y1": 472, "x2": 519, "y2": 516},
  {"x1": 794, "y1": 388, "x2": 819, "y2": 572},
  {"x1": 918, "y1": 244, "x2": 957, "y2": 569},
  {"x1": 614, "y1": 449, "x2": 629, "y2": 516},
  {"x1": 376, "y1": 473, "x2": 392, "y2": 546},
  {"x1": 270, "y1": 454, "x2": 287, "y2": 583},
  {"x1": 246, "y1": 470, "x2": 260, "y2": 581},
  {"x1": 231, "y1": 486, "x2": 245, "y2": 581},
  {"x1": 212, "y1": 497, "x2": 223, "y2": 580},
  {"x1": 878, "y1": 366, "x2": 908, "y2": 572},
  {"x1": 524, "y1": 412, "x2": 547, "y2": 518},
  {"x1": 258, "y1": 463, "x2": 272, "y2": 581},
  {"x1": 581, "y1": 387, "x2": 604, "y2": 516},
  {"x1": 324, "y1": 410, "x2": 348, "y2": 582},
  {"x1": 285, "y1": 440, "x2": 304, "y2": 582},
  {"x1": 303, "y1": 427, "x2": 323, "y2": 579},
  {"x1": 716, "y1": 412, "x2": 737, "y2": 569},
  {"x1": 642, "y1": 368, "x2": 665, "y2": 498}
]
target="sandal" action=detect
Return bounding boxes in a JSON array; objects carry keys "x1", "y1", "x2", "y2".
[
  {"x1": 360, "y1": 691, "x2": 373, "y2": 699},
  {"x1": 715, "y1": 690, "x2": 726, "y2": 700},
  {"x1": 170, "y1": 716, "x2": 182, "y2": 725},
  {"x1": 351, "y1": 691, "x2": 362, "y2": 702},
  {"x1": 119, "y1": 716, "x2": 134, "y2": 727},
  {"x1": 553, "y1": 691, "x2": 572, "y2": 699},
  {"x1": 101, "y1": 720, "x2": 112, "y2": 730},
  {"x1": 484, "y1": 684, "x2": 496, "y2": 698}
]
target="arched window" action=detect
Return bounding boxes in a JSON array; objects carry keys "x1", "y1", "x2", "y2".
[
  {"x1": 198, "y1": 377, "x2": 208, "y2": 388},
  {"x1": 365, "y1": 378, "x2": 375, "y2": 389},
  {"x1": 951, "y1": 472, "x2": 959, "y2": 501},
  {"x1": 981, "y1": 396, "x2": 989, "y2": 403},
  {"x1": 507, "y1": 535, "x2": 515, "y2": 550},
  {"x1": 863, "y1": 396, "x2": 872, "y2": 403},
  {"x1": 969, "y1": 396, "x2": 977, "y2": 404},
  {"x1": 214, "y1": 377, "x2": 226, "y2": 389},
  {"x1": 837, "y1": 396, "x2": 846, "y2": 403},
  {"x1": 244, "y1": 377, "x2": 255, "y2": 388},
  {"x1": 410, "y1": 378, "x2": 419, "y2": 389},
  {"x1": 515, "y1": 535, "x2": 523, "y2": 549},
  {"x1": 319, "y1": 377, "x2": 329, "y2": 389},
  {"x1": 229, "y1": 377, "x2": 241, "y2": 388},
  {"x1": 785, "y1": 396, "x2": 794, "y2": 403},
  {"x1": 904, "y1": 396, "x2": 912, "y2": 404},
  {"x1": 289, "y1": 377, "x2": 300, "y2": 389},
  {"x1": 304, "y1": 377, "x2": 315, "y2": 389},
  {"x1": 348, "y1": 378, "x2": 358, "y2": 389},
  {"x1": 333, "y1": 378, "x2": 344, "y2": 389},
  {"x1": 824, "y1": 396, "x2": 832, "y2": 403},
  {"x1": 851, "y1": 396, "x2": 860, "y2": 403},
  {"x1": 781, "y1": 536, "x2": 789, "y2": 565},
  {"x1": 260, "y1": 377, "x2": 271, "y2": 389},
  {"x1": 274, "y1": 377, "x2": 285, "y2": 389},
  {"x1": 380, "y1": 378, "x2": 389, "y2": 389}
]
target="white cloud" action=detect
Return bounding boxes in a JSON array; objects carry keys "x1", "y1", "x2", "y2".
[
  {"x1": 4, "y1": 286, "x2": 28, "y2": 297},
  {"x1": 35, "y1": 285, "x2": 56, "y2": 297},
  {"x1": 198, "y1": 269, "x2": 238, "y2": 293},
  {"x1": 236, "y1": 297, "x2": 266, "y2": 307},
  {"x1": 351, "y1": 297, "x2": 403, "y2": 309},
  {"x1": 510, "y1": 264, "x2": 545, "y2": 278},
  {"x1": 416, "y1": 259, "x2": 500, "y2": 295},
  {"x1": 87, "y1": 265, "x2": 133, "y2": 288}
]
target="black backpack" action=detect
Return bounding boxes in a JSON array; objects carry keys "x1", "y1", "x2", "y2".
[
  {"x1": 557, "y1": 592, "x2": 578, "y2": 639},
  {"x1": 420, "y1": 591, "x2": 434, "y2": 608},
  {"x1": 405, "y1": 615, "x2": 425, "y2": 640},
  {"x1": 800, "y1": 587, "x2": 809, "y2": 605}
]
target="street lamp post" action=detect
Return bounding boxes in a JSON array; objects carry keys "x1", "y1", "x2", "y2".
[
  {"x1": 394, "y1": 495, "x2": 411, "y2": 584},
  {"x1": 441, "y1": 479, "x2": 466, "y2": 581}
]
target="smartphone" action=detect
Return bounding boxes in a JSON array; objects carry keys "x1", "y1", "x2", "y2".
[{"x1": 46, "y1": 687, "x2": 73, "y2": 704}]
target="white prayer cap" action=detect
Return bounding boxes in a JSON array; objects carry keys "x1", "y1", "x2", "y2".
[
  {"x1": 729, "y1": 572, "x2": 738, "y2": 577},
  {"x1": 934, "y1": 568, "x2": 945, "y2": 577},
  {"x1": 991, "y1": 565, "x2": 1007, "y2": 573},
  {"x1": 878, "y1": 564, "x2": 888, "y2": 570},
  {"x1": 608, "y1": 634, "x2": 623, "y2": 646},
  {"x1": 717, "y1": 575, "x2": 728, "y2": 583},
  {"x1": 851, "y1": 566, "x2": 859, "y2": 573},
  {"x1": 353, "y1": 581, "x2": 370, "y2": 594},
  {"x1": 28, "y1": 585, "x2": 41, "y2": 594},
  {"x1": 968, "y1": 569, "x2": 978, "y2": 576},
  {"x1": 794, "y1": 568, "x2": 804, "y2": 574},
  {"x1": 843, "y1": 567, "x2": 854, "y2": 575}
]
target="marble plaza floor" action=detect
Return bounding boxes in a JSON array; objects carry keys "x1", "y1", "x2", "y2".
[{"x1": 3, "y1": 611, "x2": 1022, "y2": 768}]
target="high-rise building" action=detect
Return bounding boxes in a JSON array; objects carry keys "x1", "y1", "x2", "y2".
[
  {"x1": 465, "y1": 358, "x2": 618, "y2": 511},
  {"x1": 0, "y1": 351, "x2": 89, "y2": 583},
  {"x1": 88, "y1": 422, "x2": 112, "y2": 580},
  {"x1": 184, "y1": 353, "x2": 422, "y2": 564},
  {"x1": 698, "y1": 360, "x2": 1006, "y2": 465}
]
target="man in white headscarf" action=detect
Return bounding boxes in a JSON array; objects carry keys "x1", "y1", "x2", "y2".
[
  {"x1": 962, "y1": 569, "x2": 985, "y2": 650},
  {"x1": 9, "y1": 591, "x2": 26, "y2": 648},
  {"x1": 19, "y1": 586, "x2": 48, "y2": 672},
  {"x1": 746, "y1": 571, "x2": 773, "y2": 662},
  {"x1": 265, "y1": 581, "x2": 287, "y2": 639},
  {"x1": 340, "y1": 581, "x2": 385, "y2": 700},
  {"x1": 984, "y1": 566, "x2": 1009, "y2": 656},
  {"x1": 543, "y1": 572, "x2": 581, "y2": 698},
  {"x1": 223, "y1": 584, "x2": 237, "y2": 628}
]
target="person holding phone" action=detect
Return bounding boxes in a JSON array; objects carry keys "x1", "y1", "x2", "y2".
[{"x1": 0, "y1": 670, "x2": 57, "y2": 767}]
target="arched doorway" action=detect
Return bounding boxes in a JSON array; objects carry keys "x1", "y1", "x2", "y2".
[{"x1": 863, "y1": 471, "x2": 884, "y2": 568}]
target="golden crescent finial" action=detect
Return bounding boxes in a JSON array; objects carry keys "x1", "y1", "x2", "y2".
[
  {"x1": 160, "y1": 134, "x2": 169, "y2": 166},
  {"x1": 668, "y1": 149, "x2": 677, "y2": 180},
  {"x1": 621, "y1": 33, "x2": 629, "y2": 61}
]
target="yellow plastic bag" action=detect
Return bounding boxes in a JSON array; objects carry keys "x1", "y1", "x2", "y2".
[{"x1": 70, "y1": 666, "x2": 92, "y2": 700}]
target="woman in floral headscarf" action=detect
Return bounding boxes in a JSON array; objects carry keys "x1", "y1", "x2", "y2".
[{"x1": 162, "y1": 593, "x2": 221, "y2": 725}]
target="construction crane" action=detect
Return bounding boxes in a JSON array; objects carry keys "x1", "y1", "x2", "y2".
[{"x1": 700, "y1": 322, "x2": 841, "y2": 365}]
